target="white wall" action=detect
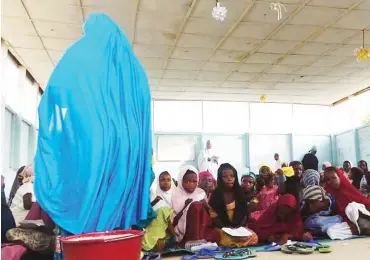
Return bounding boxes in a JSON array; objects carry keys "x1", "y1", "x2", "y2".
[{"x1": 1, "y1": 42, "x2": 41, "y2": 197}]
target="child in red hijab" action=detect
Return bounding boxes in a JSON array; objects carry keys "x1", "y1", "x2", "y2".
[
  {"x1": 324, "y1": 167, "x2": 370, "y2": 218},
  {"x1": 248, "y1": 194, "x2": 304, "y2": 244}
]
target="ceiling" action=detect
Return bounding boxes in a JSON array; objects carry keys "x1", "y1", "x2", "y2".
[{"x1": 1, "y1": 0, "x2": 370, "y2": 105}]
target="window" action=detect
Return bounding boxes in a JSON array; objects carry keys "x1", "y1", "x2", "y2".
[
  {"x1": 202, "y1": 102, "x2": 249, "y2": 133},
  {"x1": 249, "y1": 134, "x2": 291, "y2": 174},
  {"x1": 293, "y1": 105, "x2": 331, "y2": 135},
  {"x1": 154, "y1": 101, "x2": 202, "y2": 132},
  {"x1": 156, "y1": 135, "x2": 197, "y2": 161},
  {"x1": 202, "y1": 135, "x2": 246, "y2": 178},
  {"x1": 330, "y1": 102, "x2": 352, "y2": 133},
  {"x1": 4, "y1": 52, "x2": 21, "y2": 113},
  {"x1": 19, "y1": 121, "x2": 31, "y2": 166},
  {"x1": 22, "y1": 78, "x2": 38, "y2": 125},
  {"x1": 250, "y1": 103, "x2": 293, "y2": 134},
  {"x1": 350, "y1": 91, "x2": 370, "y2": 128},
  {"x1": 4, "y1": 108, "x2": 16, "y2": 168}
]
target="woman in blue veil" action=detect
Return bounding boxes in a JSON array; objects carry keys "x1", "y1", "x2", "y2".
[{"x1": 34, "y1": 13, "x2": 153, "y2": 235}]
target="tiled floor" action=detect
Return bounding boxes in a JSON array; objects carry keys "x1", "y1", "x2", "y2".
[{"x1": 164, "y1": 238, "x2": 370, "y2": 259}]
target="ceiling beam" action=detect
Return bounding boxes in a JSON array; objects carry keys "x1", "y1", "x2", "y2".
[
  {"x1": 160, "y1": 0, "x2": 198, "y2": 72},
  {"x1": 246, "y1": 0, "x2": 367, "y2": 85},
  {"x1": 131, "y1": 0, "x2": 141, "y2": 45},
  {"x1": 20, "y1": 0, "x2": 55, "y2": 67}
]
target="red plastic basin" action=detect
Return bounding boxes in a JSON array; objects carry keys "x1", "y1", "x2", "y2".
[{"x1": 60, "y1": 230, "x2": 145, "y2": 260}]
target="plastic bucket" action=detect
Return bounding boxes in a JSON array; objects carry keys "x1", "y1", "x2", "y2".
[{"x1": 60, "y1": 230, "x2": 144, "y2": 260}]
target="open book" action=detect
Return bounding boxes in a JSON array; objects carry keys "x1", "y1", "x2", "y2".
[
  {"x1": 222, "y1": 227, "x2": 253, "y2": 237},
  {"x1": 19, "y1": 219, "x2": 45, "y2": 229}
]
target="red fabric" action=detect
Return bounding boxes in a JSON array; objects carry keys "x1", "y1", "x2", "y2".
[
  {"x1": 180, "y1": 202, "x2": 220, "y2": 246},
  {"x1": 324, "y1": 168, "x2": 370, "y2": 218},
  {"x1": 25, "y1": 202, "x2": 55, "y2": 234},
  {"x1": 248, "y1": 194, "x2": 303, "y2": 242},
  {"x1": 1, "y1": 244, "x2": 27, "y2": 260},
  {"x1": 199, "y1": 171, "x2": 216, "y2": 185}
]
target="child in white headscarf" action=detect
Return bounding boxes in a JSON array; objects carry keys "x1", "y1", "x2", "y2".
[
  {"x1": 171, "y1": 166, "x2": 220, "y2": 246},
  {"x1": 143, "y1": 171, "x2": 176, "y2": 251}
]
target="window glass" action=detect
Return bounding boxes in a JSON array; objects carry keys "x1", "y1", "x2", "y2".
[
  {"x1": 4, "y1": 53, "x2": 21, "y2": 113},
  {"x1": 202, "y1": 102, "x2": 249, "y2": 133},
  {"x1": 154, "y1": 101, "x2": 202, "y2": 132},
  {"x1": 19, "y1": 121, "x2": 30, "y2": 166},
  {"x1": 293, "y1": 105, "x2": 331, "y2": 134},
  {"x1": 250, "y1": 103, "x2": 293, "y2": 134}
]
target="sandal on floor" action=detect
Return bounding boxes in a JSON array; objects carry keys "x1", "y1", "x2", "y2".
[
  {"x1": 281, "y1": 245, "x2": 314, "y2": 255},
  {"x1": 256, "y1": 243, "x2": 282, "y2": 252},
  {"x1": 215, "y1": 249, "x2": 256, "y2": 259},
  {"x1": 318, "y1": 247, "x2": 332, "y2": 253}
]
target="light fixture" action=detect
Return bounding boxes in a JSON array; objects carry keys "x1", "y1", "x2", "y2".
[
  {"x1": 354, "y1": 30, "x2": 370, "y2": 62},
  {"x1": 212, "y1": 0, "x2": 227, "y2": 21}
]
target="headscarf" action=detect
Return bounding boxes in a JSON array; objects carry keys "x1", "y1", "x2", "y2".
[
  {"x1": 199, "y1": 171, "x2": 216, "y2": 185},
  {"x1": 302, "y1": 153, "x2": 319, "y2": 171},
  {"x1": 323, "y1": 162, "x2": 332, "y2": 168},
  {"x1": 34, "y1": 14, "x2": 153, "y2": 234},
  {"x1": 301, "y1": 185, "x2": 330, "y2": 202},
  {"x1": 8, "y1": 166, "x2": 26, "y2": 206},
  {"x1": 301, "y1": 169, "x2": 320, "y2": 187},
  {"x1": 324, "y1": 168, "x2": 370, "y2": 218},
  {"x1": 241, "y1": 172, "x2": 256, "y2": 182},
  {"x1": 150, "y1": 171, "x2": 175, "y2": 209},
  {"x1": 171, "y1": 166, "x2": 205, "y2": 214},
  {"x1": 20, "y1": 165, "x2": 34, "y2": 184},
  {"x1": 209, "y1": 163, "x2": 247, "y2": 227},
  {"x1": 8, "y1": 165, "x2": 34, "y2": 206},
  {"x1": 171, "y1": 166, "x2": 205, "y2": 242},
  {"x1": 248, "y1": 194, "x2": 303, "y2": 241}
]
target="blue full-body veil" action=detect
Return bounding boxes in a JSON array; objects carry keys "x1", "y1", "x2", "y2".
[{"x1": 34, "y1": 13, "x2": 153, "y2": 234}]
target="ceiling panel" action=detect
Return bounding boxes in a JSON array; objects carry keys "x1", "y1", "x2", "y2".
[
  {"x1": 42, "y1": 38, "x2": 75, "y2": 51},
  {"x1": 288, "y1": 6, "x2": 344, "y2": 26},
  {"x1": 271, "y1": 25, "x2": 321, "y2": 41},
  {"x1": 280, "y1": 54, "x2": 319, "y2": 65},
  {"x1": 312, "y1": 28, "x2": 357, "y2": 43},
  {"x1": 310, "y1": 55, "x2": 348, "y2": 67},
  {"x1": 309, "y1": 0, "x2": 364, "y2": 9},
  {"x1": 33, "y1": 21, "x2": 83, "y2": 39},
  {"x1": 172, "y1": 47, "x2": 213, "y2": 60},
  {"x1": 177, "y1": 34, "x2": 221, "y2": 49},
  {"x1": 258, "y1": 40, "x2": 301, "y2": 54},
  {"x1": 134, "y1": 29, "x2": 176, "y2": 45},
  {"x1": 209, "y1": 50, "x2": 249, "y2": 63},
  {"x1": 167, "y1": 59, "x2": 203, "y2": 71},
  {"x1": 133, "y1": 44, "x2": 170, "y2": 58},
  {"x1": 2, "y1": 0, "x2": 369, "y2": 105},
  {"x1": 294, "y1": 42, "x2": 336, "y2": 56},
  {"x1": 231, "y1": 22, "x2": 276, "y2": 39},
  {"x1": 1, "y1": 17, "x2": 37, "y2": 36},
  {"x1": 23, "y1": 0, "x2": 81, "y2": 23},
  {"x1": 334, "y1": 10, "x2": 370, "y2": 30},
  {"x1": 220, "y1": 37, "x2": 260, "y2": 52},
  {"x1": 3, "y1": 35, "x2": 43, "y2": 49},
  {"x1": 1, "y1": 0, "x2": 29, "y2": 17},
  {"x1": 203, "y1": 62, "x2": 238, "y2": 72},
  {"x1": 244, "y1": 53, "x2": 282, "y2": 64}
]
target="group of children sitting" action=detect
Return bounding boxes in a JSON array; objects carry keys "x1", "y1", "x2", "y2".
[{"x1": 142, "y1": 160, "x2": 370, "y2": 252}]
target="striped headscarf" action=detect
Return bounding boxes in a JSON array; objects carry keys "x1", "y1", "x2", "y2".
[
  {"x1": 301, "y1": 169, "x2": 320, "y2": 187},
  {"x1": 301, "y1": 185, "x2": 330, "y2": 201}
]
